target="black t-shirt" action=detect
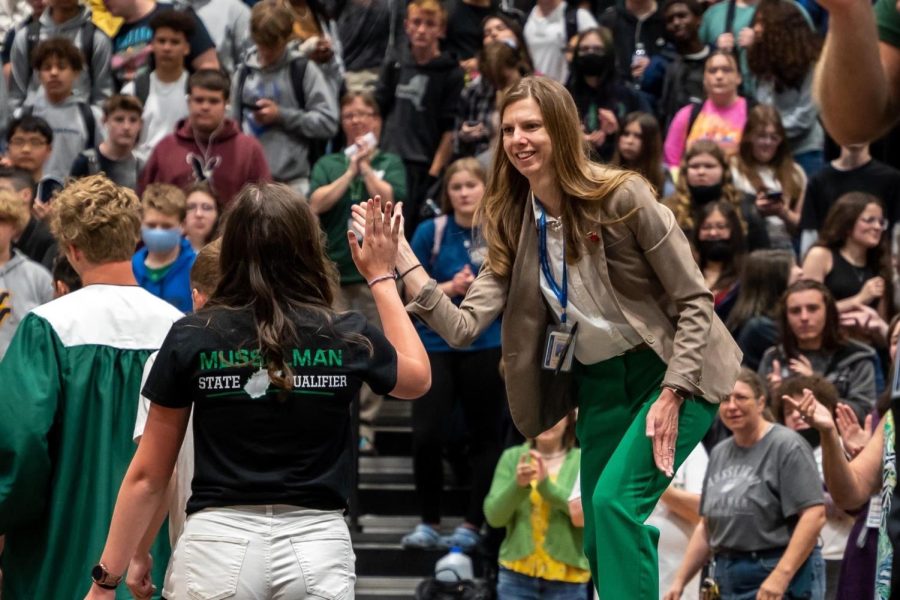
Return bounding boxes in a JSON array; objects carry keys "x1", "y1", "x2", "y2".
[
  {"x1": 800, "y1": 159, "x2": 900, "y2": 231},
  {"x1": 111, "y1": 3, "x2": 215, "y2": 88},
  {"x1": 443, "y1": 0, "x2": 498, "y2": 61},
  {"x1": 338, "y1": 0, "x2": 392, "y2": 71},
  {"x1": 144, "y1": 307, "x2": 398, "y2": 514}
]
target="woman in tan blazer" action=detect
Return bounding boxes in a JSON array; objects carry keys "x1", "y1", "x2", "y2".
[{"x1": 361, "y1": 76, "x2": 741, "y2": 599}]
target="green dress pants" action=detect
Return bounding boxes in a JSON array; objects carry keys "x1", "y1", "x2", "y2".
[{"x1": 575, "y1": 348, "x2": 717, "y2": 599}]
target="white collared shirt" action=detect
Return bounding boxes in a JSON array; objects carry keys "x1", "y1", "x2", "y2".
[{"x1": 532, "y1": 195, "x2": 643, "y2": 364}]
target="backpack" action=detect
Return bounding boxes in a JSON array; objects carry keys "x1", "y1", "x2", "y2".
[
  {"x1": 132, "y1": 70, "x2": 189, "y2": 107},
  {"x1": 77, "y1": 148, "x2": 144, "y2": 182},
  {"x1": 234, "y1": 55, "x2": 325, "y2": 163},
  {"x1": 21, "y1": 102, "x2": 95, "y2": 151},
  {"x1": 25, "y1": 19, "x2": 95, "y2": 92}
]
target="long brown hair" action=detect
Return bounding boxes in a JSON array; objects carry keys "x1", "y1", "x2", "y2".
[
  {"x1": 693, "y1": 200, "x2": 746, "y2": 293},
  {"x1": 814, "y1": 192, "x2": 891, "y2": 297},
  {"x1": 665, "y1": 139, "x2": 746, "y2": 233},
  {"x1": 726, "y1": 249, "x2": 795, "y2": 332},
  {"x1": 612, "y1": 112, "x2": 665, "y2": 195},
  {"x1": 207, "y1": 183, "x2": 350, "y2": 392},
  {"x1": 778, "y1": 280, "x2": 845, "y2": 360},
  {"x1": 481, "y1": 77, "x2": 636, "y2": 278},
  {"x1": 733, "y1": 104, "x2": 804, "y2": 206},
  {"x1": 747, "y1": 0, "x2": 821, "y2": 92},
  {"x1": 440, "y1": 157, "x2": 487, "y2": 214}
]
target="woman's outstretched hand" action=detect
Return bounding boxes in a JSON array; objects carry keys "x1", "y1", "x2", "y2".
[
  {"x1": 646, "y1": 388, "x2": 684, "y2": 477},
  {"x1": 348, "y1": 196, "x2": 401, "y2": 280}
]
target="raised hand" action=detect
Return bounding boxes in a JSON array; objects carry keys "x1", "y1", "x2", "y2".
[{"x1": 347, "y1": 197, "x2": 400, "y2": 280}]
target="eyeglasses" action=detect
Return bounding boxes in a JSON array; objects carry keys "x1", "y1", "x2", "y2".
[
  {"x1": 9, "y1": 137, "x2": 48, "y2": 149},
  {"x1": 186, "y1": 202, "x2": 217, "y2": 214},
  {"x1": 577, "y1": 45, "x2": 606, "y2": 55},
  {"x1": 859, "y1": 216, "x2": 888, "y2": 229},
  {"x1": 341, "y1": 111, "x2": 375, "y2": 122}
]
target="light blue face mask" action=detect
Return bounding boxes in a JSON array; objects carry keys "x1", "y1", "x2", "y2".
[{"x1": 141, "y1": 226, "x2": 182, "y2": 253}]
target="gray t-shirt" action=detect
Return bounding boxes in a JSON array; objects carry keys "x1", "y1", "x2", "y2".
[{"x1": 701, "y1": 424, "x2": 824, "y2": 552}]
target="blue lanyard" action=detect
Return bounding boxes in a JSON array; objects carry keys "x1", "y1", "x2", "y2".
[{"x1": 537, "y1": 203, "x2": 568, "y2": 324}]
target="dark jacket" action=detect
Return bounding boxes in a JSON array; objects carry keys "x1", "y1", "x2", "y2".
[
  {"x1": 758, "y1": 340, "x2": 878, "y2": 422},
  {"x1": 14, "y1": 216, "x2": 56, "y2": 270},
  {"x1": 599, "y1": 5, "x2": 668, "y2": 83}
]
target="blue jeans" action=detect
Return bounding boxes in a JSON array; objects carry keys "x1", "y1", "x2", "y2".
[
  {"x1": 714, "y1": 546, "x2": 825, "y2": 600},
  {"x1": 496, "y1": 567, "x2": 591, "y2": 600}
]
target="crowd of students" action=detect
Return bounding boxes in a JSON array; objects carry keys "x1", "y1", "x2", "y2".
[{"x1": 0, "y1": 0, "x2": 900, "y2": 596}]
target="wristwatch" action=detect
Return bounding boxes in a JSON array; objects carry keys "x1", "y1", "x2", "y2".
[
  {"x1": 91, "y1": 563, "x2": 122, "y2": 590},
  {"x1": 663, "y1": 385, "x2": 688, "y2": 401}
]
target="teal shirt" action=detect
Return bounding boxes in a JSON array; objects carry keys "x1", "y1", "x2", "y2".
[
  {"x1": 483, "y1": 444, "x2": 587, "y2": 569},
  {"x1": 877, "y1": 0, "x2": 900, "y2": 47},
  {"x1": 310, "y1": 151, "x2": 407, "y2": 285}
]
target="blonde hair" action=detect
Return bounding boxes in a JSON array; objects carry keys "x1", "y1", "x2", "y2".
[
  {"x1": 440, "y1": 157, "x2": 486, "y2": 214},
  {"x1": 664, "y1": 140, "x2": 746, "y2": 233},
  {"x1": 481, "y1": 77, "x2": 636, "y2": 278},
  {"x1": 0, "y1": 189, "x2": 28, "y2": 231},
  {"x1": 51, "y1": 175, "x2": 141, "y2": 264},
  {"x1": 407, "y1": 0, "x2": 446, "y2": 24},
  {"x1": 142, "y1": 183, "x2": 187, "y2": 221}
]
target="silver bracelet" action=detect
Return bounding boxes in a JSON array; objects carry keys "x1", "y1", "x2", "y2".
[{"x1": 367, "y1": 273, "x2": 397, "y2": 288}]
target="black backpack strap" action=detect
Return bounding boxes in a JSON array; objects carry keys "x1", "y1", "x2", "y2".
[
  {"x1": 134, "y1": 71, "x2": 151, "y2": 107},
  {"x1": 24, "y1": 19, "x2": 40, "y2": 88},
  {"x1": 564, "y1": 4, "x2": 579, "y2": 44},
  {"x1": 80, "y1": 20, "x2": 94, "y2": 90},
  {"x1": 235, "y1": 63, "x2": 248, "y2": 127},
  {"x1": 686, "y1": 100, "x2": 704, "y2": 139},
  {"x1": 20, "y1": 104, "x2": 33, "y2": 118},
  {"x1": 725, "y1": 0, "x2": 737, "y2": 35},
  {"x1": 81, "y1": 148, "x2": 99, "y2": 175},
  {"x1": 288, "y1": 55, "x2": 308, "y2": 109},
  {"x1": 77, "y1": 102, "x2": 96, "y2": 150}
]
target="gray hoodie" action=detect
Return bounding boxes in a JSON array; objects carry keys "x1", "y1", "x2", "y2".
[
  {"x1": 232, "y1": 46, "x2": 339, "y2": 182},
  {"x1": 15, "y1": 94, "x2": 104, "y2": 181},
  {"x1": 0, "y1": 249, "x2": 53, "y2": 360},
  {"x1": 181, "y1": 0, "x2": 251, "y2": 75},
  {"x1": 9, "y1": 6, "x2": 113, "y2": 109}
]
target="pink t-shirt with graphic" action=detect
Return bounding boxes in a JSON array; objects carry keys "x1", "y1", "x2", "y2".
[{"x1": 663, "y1": 98, "x2": 748, "y2": 167}]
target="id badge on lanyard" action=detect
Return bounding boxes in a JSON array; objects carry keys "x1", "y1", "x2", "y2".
[{"x1": 537, "y1": 200, "x2": 578, "y2": 374}]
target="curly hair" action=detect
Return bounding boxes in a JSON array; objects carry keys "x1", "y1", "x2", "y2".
[
  {"x1": 664, "y1": 140, "x2": 746, "y2": 234},
  {"x1": 51, "y1": 175, "x2": 141, "y2": 264},
  {"x1": 747, "y1": 0, "x2": 821, "y2": 92}
]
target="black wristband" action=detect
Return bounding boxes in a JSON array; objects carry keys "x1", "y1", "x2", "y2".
[{"x1": 399, "y1": 264, "x2": 424, "y2": 279}]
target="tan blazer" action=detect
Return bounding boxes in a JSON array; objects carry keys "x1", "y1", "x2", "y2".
[{"x1": 407, "y1": 177, "x2": 742, "y2": 438}]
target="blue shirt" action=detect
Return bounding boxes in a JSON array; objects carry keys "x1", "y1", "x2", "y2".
[{"x1": 410, "y1": 216, "x2": 501, "y2": 352}]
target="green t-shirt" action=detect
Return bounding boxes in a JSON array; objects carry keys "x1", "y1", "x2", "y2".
[
  {"x1": 309, "y1": 151, "x2": 407, "y2": 285},
  {"x1": 877, "y1": 0, "x2": 900, "y2": 48},
  {"x1": 145, "y1": 262, "x2": 175, "y2": 283}
]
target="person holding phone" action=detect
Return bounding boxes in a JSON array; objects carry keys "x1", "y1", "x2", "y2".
[{"x1": 731, "y1": 104, "x2": 807, "y2": 250}]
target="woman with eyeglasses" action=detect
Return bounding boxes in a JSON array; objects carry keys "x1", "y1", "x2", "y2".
[
  {"x1": 183, "y1": 182, "x2": 221, "y2": 251},
  {"x1": 802, "y1": 192, "x2": 891, "y2": 316}
]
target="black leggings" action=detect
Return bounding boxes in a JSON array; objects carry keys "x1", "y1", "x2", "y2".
[{"x1": 412, "y1": 348, "x2": 505, "y2": 526}]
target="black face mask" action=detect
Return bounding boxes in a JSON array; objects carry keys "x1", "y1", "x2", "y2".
[
  {"x1": 687, "y1": 183, "x2": 723, "y2": 206},
  {"x1": 698, "y1": 239, "x2": 732, "y2": 262},
  {"x1": 797, "y1": 427, "x2": 821, "y2": 448},
  {"x1": 576, "y1": 52, "x2": 614, "y2": 80}
]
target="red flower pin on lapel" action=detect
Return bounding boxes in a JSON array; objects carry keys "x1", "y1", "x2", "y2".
[{"x1": 587, "y1": 231, "x2": 600, "y2": 244}]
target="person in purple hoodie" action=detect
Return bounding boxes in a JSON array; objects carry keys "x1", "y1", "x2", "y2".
[
  {"x1": 139, "y1": 69, "x2": 271, "y2": 210},
  {"x1": 132, "y1": 183, "x2": 196, "y2": 313}
]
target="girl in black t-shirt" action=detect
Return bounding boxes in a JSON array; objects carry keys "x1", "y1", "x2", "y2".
[{"x1": 85, "y1": 185, "x2": 430, "y2": 599}]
